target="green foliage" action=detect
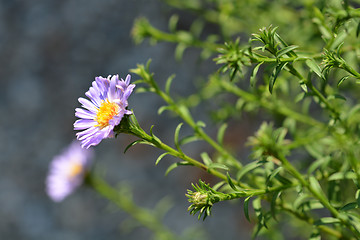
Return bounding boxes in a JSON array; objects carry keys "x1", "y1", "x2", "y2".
[{"x1": 93, "y1": 0, "x2": 360, "y2": 239}]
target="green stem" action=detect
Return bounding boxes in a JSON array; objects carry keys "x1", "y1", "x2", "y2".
[
  {"x1": 219, "y1": 80, "x2": 323, "y2": 127},
  {"x1": 87, "y1": 175, "x2": 177, "y2": 240},
  {"x1": 128, "y1": 123, "x2": 247, "y2": 188},
  {"x1": 281, "y1": 203, "x2": 345, "y2": 239},
  {"x1": 278, "y1": 154, "x2": 360, "y2": 238},
  {"x1": 287, "y1": 64, "x2": 342, "y2": 121},
  {"x1": 137, "y1": 70, "x2": 243, "y2": 170}
]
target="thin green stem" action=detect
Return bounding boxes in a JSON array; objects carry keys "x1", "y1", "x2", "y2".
[
  {"x1": 87, "y1": 175, "x2": 177, "y2": 240},
  {"x1": 129, "y1": 124, "x2": 247, "y2": 188},
  {"x1": 137, "y1": 70, "x2": 243, "y2": 169},
  {"x1": 286, "y1": 64, "x2": 342, "y2": 121},
  {"x1": 281, "y1": 203, "x2": 345, "y2": 239},
  {"x1": 219, "y1": 80, "x2": 324, "y2": 127},
  {"x1": 278, "y1": 154, "x2": 360, "y2": 238}
]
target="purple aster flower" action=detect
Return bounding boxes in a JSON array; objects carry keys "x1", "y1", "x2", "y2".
[
  {"x1": 74, "y1": 74, "x2": 135, "y2": 148},
  {"x1": 46, "y1": 141, "x2": 93, "y2": 202}
]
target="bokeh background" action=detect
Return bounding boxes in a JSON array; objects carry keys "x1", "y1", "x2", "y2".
[{"x1": 0, "y1": 0, "x2": 252, "y2": 239}]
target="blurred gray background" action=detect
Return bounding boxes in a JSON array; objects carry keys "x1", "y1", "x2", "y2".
[{"x1": 0, "y1": 0, "x2": 251, "y2": 239}]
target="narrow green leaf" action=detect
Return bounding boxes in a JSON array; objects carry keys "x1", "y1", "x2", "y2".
[
  {"x1": 305, "y1": 59, "x2": 323, "y2": 79},
  {"x1": 226, "y1": 172, "x2": 238, "y2": 191},
  {"x1": 237, "y1": 161, "x2": 262, "y2": 180},
  {"x1": 356, "y1": 189, "x2": 360, "y2": 207},
  {"x1": 244, "y1": 196, "x2": 251, "y2": 222},
  {"x1": 196, "y1": 121, "x2": 206, "y2": 128},
  {"x1": 266, "y1": 167, "x2": 282, "y2": 184},
  {"x1": 271, "y1": 191, "x2": 281, "y2": 221},
  {"x1": 165, "y1": 162, "x2": 192, "y2": 176},
  {"x1": 328, "y1": 172, "x2": 357, "y2": 181},
  {"x1": 308, "y1": 156, "x2": 331, "y2": 175},
  {"x1": 309, "y1": 176, "x2": 326, "y2": 199},
  {"x1": 155, "y1": 152, "x2": 169, "y2": 165},
  {"x1": 190, "y1": 19, "x2": 204, "y2": 38},
  {"x1": 124, "y1": 140, "x2": 146, "y2": 153},
  {"x1": 208, "y1": 163, "x2": 230, "y2": 171},
  {"x1": 314, "y1": 217, "x2": 341, "y2": 225},
  {"x1": 340, "y1": 202, "x2": 358, "y2": 211},
  {"x1": 158, "y1": 105, "x2": 172, "y2": 115},
  {"x1": 337, "y1": 75, "x2": 350, "y2": 87},
  {"x1": 174, "y1": 123, "x2": 184, "y2": 152},
  {"x1": 329, "y1": 31, "x2": 348, "y2": 50},
  {"x1": 293, "y1": 193, "x2": 311, "y2": 209},
  {"x1": 276, "y1": 45, "x2": 298, "y2": 58},
  {"x1": 217, "y1": 123, "x2": 228, "y2": 146},
  {"x1": 333, "y1": 94, "x2": 346, "y2": 101},
  {"x1": 175, "y1": 43, "x2": 187, "y2": 61},
  {"x1": 149, "y1": 125, "x2": 155, "y2": 136},
  {"x1": 269, "y1": 62, "x2": 288, "y2": 93},
  {"x1": 179, "y1": 135, "x2": 201, "y2": 146},
  {"x1": 250, "y1": 62, "x2": 263, "y2": 87},
  {"x1": 252, "y1": 197, "x2": 262, "y2": 216},
  {"x1": 168, "y1": 14, "x2": 179, "y2": 33},
  {"x1": 165, "y1": 74, "x2": 176, "y2": 95},
  {"x1": 357, "y1": 21, "x2": 360, "y2": 37},
  {"x1": 200, "y1": 152, "x2": 212, "y2": 166}
]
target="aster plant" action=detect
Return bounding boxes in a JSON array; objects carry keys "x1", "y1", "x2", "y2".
[{"x1": 48, "y1": 0, "x2": 360, "y2": 239}]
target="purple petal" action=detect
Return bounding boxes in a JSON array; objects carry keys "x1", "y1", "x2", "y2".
[
  {"x1": 74, "y1": 119, "x2": 96, "y2": 130},
  {"x1": 78, "y1": 97, "x2": 98, "y2": 112},
  {"x1": 75, "y1": 108, "x2": 96, "y2": 119}
]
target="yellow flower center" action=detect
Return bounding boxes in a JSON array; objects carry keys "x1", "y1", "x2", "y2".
[
  {"x1": 68, "y1": 163, "x2": 83, "y2": 178},
  {"x1": 95, "y1": 100, "x2": 120, "y2": 128}
]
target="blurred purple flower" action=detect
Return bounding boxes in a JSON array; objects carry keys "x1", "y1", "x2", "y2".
[
  {"x1": 74, "y1": 74, "x2": 135, "y2": 148},
  {"x1": 46, "y1": 141, "x2": 93, "y2": 202}
]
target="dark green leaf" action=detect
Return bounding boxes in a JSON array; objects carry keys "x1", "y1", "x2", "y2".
[
  {"x1": 340, "y1": 202, "x2": 358, "y2": 211},
  {"x1": 276, "y1": 45, "x2": 298, "y2": 58},
  {"x1": 337, "y1": 75, "x2": 350, "y2": 87},
  {"x1": 250, "y1": 62, "x2": 263, "y2": 87},
  {"x1": 269, "y1": 62, "x2": 288, "y2": 93},
  {"x1": 226, "y1": 172, "x2": 238, "y2": 191},
  {"x1": 244, "y1": 196, "x2": 251, "y2": 222}
]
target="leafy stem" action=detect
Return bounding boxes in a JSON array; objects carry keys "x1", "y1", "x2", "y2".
[
  {"x1": 115, "y1": 114, "x2": 248, "y2": 189},
  {"x1": 131, "y1": 62, "x2": 243, "y2": 170},
  {"x1": 278, "y1": 154, "x2": 360, "y2": 238}
]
